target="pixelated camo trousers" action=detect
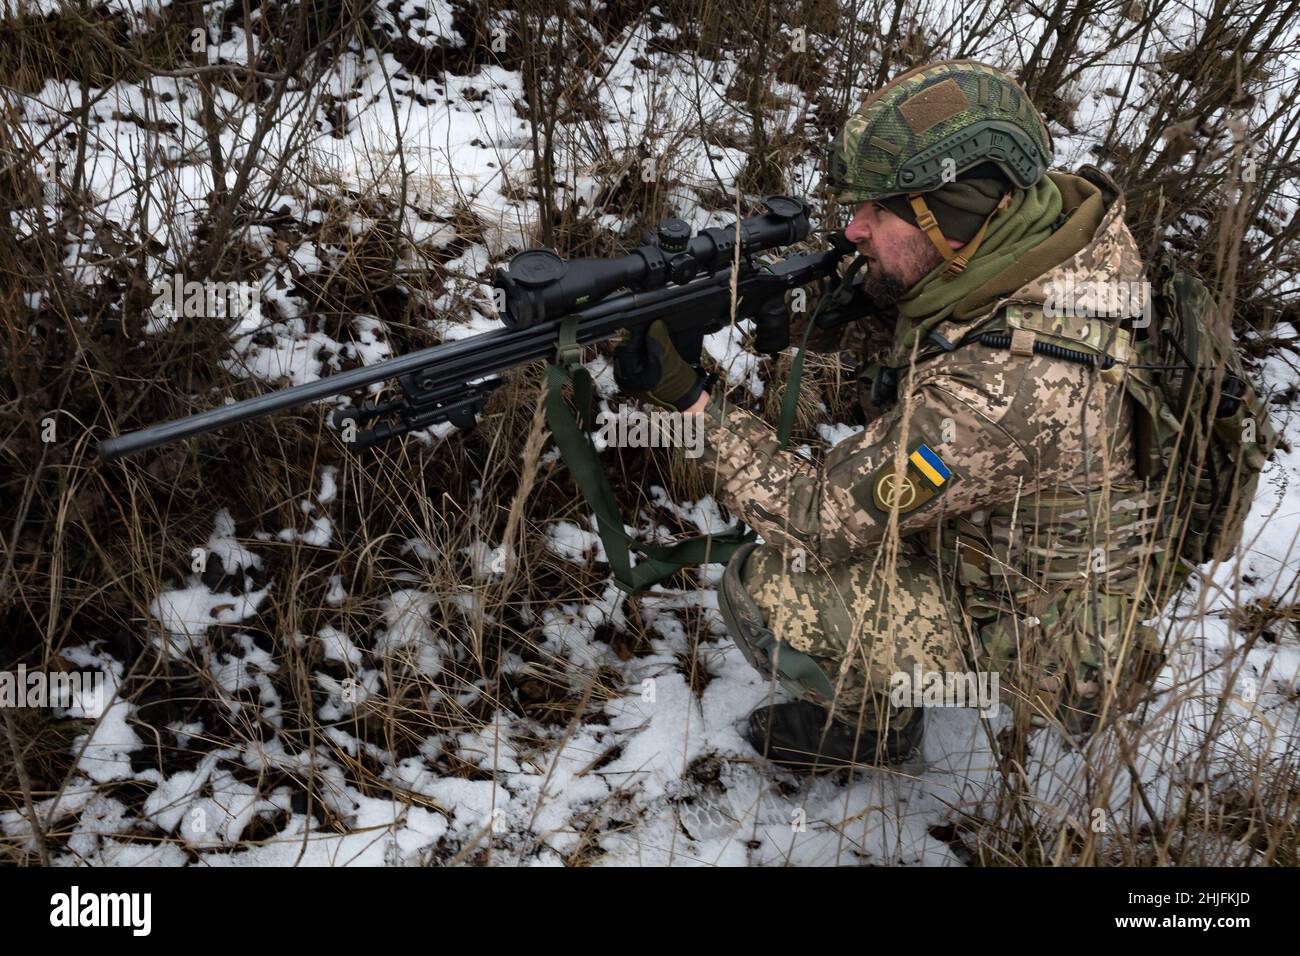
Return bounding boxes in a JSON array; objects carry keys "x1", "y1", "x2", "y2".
[{"x1": 717, "y1": 519, "x2": 1167, "y2": 737}]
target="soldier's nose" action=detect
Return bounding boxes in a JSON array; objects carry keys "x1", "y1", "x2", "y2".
[{"x1": 845, "y1": 203, "x2": 872, "y2": 245}]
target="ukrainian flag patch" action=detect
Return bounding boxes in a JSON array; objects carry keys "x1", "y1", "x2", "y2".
[
  {"x1": 855, "y1": 439, "x2": 959, "y2": 517},
  {"x1": 909, "y1": 443, "x2": 950, "y2": 487}
]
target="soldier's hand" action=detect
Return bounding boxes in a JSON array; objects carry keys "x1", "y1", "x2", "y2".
[{"x1": 613, "y1": 319, "x2": 705, "y2": 412}]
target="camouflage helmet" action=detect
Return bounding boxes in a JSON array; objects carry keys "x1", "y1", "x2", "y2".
[{"x1": 827, "y1": 60, "x2": 1053, "y2": 206}]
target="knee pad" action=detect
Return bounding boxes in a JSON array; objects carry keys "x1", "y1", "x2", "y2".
[{"x1": 717, "y1": 543, "x2": 836, "y2": 702}]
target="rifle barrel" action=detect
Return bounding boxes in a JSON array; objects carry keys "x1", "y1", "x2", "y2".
[
  {"x1": 98, "y1": 248, "x2": 842, "y2": 461},
  {"x1": 96, "y1": 264, "x2": 753, "y2": 461}
]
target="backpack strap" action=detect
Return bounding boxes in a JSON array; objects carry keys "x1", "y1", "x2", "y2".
[{"x1": 1075, "y1": 164, "x2": 1120, "y2": 212}]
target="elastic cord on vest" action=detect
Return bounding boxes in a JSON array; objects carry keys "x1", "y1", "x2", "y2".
[{"x1": 973, "y1": 331, "x2": 1116, "y2": 369}]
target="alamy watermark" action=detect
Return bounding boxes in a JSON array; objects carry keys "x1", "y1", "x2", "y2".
[
  {"x1": 151, "y1": 274, "x2": 260, "y2": 319},
  {"x1": 1043, "y1": 274, "x2": 1152, "y2": 327},
  {"x1": 889, "y1": 666, "x2": 1000, "y2": 718},
  {"x1": 594, "y1": 405, "x2": 704, "y2": 459},
  {"x1": 0, "y1": 665, "x2": 105, "y2": 710},
  {"x1": 50, "y1": 886, "x2": 151, "y2": 936}
]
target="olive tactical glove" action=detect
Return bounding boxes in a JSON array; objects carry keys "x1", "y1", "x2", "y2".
[{"x1": 613, "y1": 320, "x2": 706, "y2": 412}]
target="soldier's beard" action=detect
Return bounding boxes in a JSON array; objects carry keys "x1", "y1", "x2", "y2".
[
  {"x1": 861, "y1": 230, "x2": 945, "y2": 309},
  {"x1": 861, "y1": 269, "x2": 910, "y2": 311}
]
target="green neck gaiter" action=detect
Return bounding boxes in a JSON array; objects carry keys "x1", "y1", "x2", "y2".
[{"x1": 893, "y1": 174, "x2": 1064, "y2": 350}]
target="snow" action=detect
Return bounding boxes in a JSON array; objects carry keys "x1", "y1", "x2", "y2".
[
  {"x1": 316, "y1": 466, "x2": 339, "y2": 505},
  {"x1": 376, "y1": 589, "x2": 446, "y2": 679},
  {"x1": 820, "y1": 422, "x2": 865, "y2": 446},
  {"x1": 9, "y1": 0, "x2": 1298, "y2": 867},
  {"x1": 544, "y1": 519, "x2": 606, "y2": 564},
  {"x1": 704, "y1": 321, "x2": 766, "y2": 396},
  {"x1": 73, "y1": 697, "x2": 141, "y2": 785},
  {"x1": 276, "y1": 515, "x2": 334, "y2": 547},
  {"x1": 317, "y1": 625, "x2": 363, "y2": 667},
  {"x1": 150, "y1": 582, "x2": 271, "y2": 653}
]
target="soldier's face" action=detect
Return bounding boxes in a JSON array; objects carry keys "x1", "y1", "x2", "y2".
[{"x1": 844, "y1": 200, "x2": 945, "y2": 307}]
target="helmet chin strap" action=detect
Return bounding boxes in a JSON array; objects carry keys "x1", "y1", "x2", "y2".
[{"x1": 908, "y1": 191, "x2": 1012, "y2": 280}]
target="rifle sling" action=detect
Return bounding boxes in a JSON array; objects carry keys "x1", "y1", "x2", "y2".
[
  {"x1": 544, "y1": 315, "x2": 754, "y2": 596},
  {"x1": 544, "y1": 273, "x2": 839, "y2": 595}
]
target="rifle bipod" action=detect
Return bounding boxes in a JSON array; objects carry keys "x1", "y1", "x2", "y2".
[{"x1": 332, "y1": 375, "x2": 507, "y2": 450}]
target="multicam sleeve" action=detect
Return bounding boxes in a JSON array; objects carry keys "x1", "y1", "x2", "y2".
[{"x1": 692, "y1": 377, "x2": 1032, "y2": 564}]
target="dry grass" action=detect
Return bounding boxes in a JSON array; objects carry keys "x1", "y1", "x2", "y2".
[{"x1": 1, "y1": 0, "x2": 1298, "y2": 866}]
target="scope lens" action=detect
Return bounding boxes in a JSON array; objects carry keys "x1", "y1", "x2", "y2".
[
  {"x1": 508, "y1": 249, "x2": 568, "y2": 288},
  {"x1": 763, "y1": 195, "x2": 805, "y2": 219}
]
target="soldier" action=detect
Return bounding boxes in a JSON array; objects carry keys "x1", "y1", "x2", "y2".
[{"x1": 614, "y1": 60, "x2": 1167, "y2": 771}]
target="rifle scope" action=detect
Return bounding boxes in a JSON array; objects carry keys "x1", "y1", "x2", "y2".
[{"x1": 493, "y1": 195, "x2": 811, "y2": 330}]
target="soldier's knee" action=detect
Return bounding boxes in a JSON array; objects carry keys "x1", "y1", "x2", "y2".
[{"x1": 717, "y1": 543, "x2": 837, "y2": 703}]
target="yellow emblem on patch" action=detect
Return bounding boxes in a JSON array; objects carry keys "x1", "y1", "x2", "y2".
[{"x1": 875, "y1": 470, "x2": 918, "y2": 511}]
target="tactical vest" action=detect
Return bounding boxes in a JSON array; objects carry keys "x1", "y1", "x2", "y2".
[
  {"x1": 915, "y1": 301, "x2": 1159, "y2": 612},
  {"x1": 932, "y1": 261, "x2": 1273, "y2": 590}
]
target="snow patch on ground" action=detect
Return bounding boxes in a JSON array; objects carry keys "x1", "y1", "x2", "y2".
[{"x1": 10, "y1": 3, "x2": 1299, "y2": 867}]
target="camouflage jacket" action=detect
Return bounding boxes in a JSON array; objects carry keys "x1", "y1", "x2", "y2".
[{"x1": 694, "y1": 190, "x2": 1154, "y2": 593}]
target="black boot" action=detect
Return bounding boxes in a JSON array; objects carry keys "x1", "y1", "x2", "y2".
[{"x1": 745, "y1": 701, "x2": 924, "y2": 771}]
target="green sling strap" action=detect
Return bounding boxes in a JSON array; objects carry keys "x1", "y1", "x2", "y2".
[{"x1": 542, "y1": 280, "x2": 836, "y2": 596}]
